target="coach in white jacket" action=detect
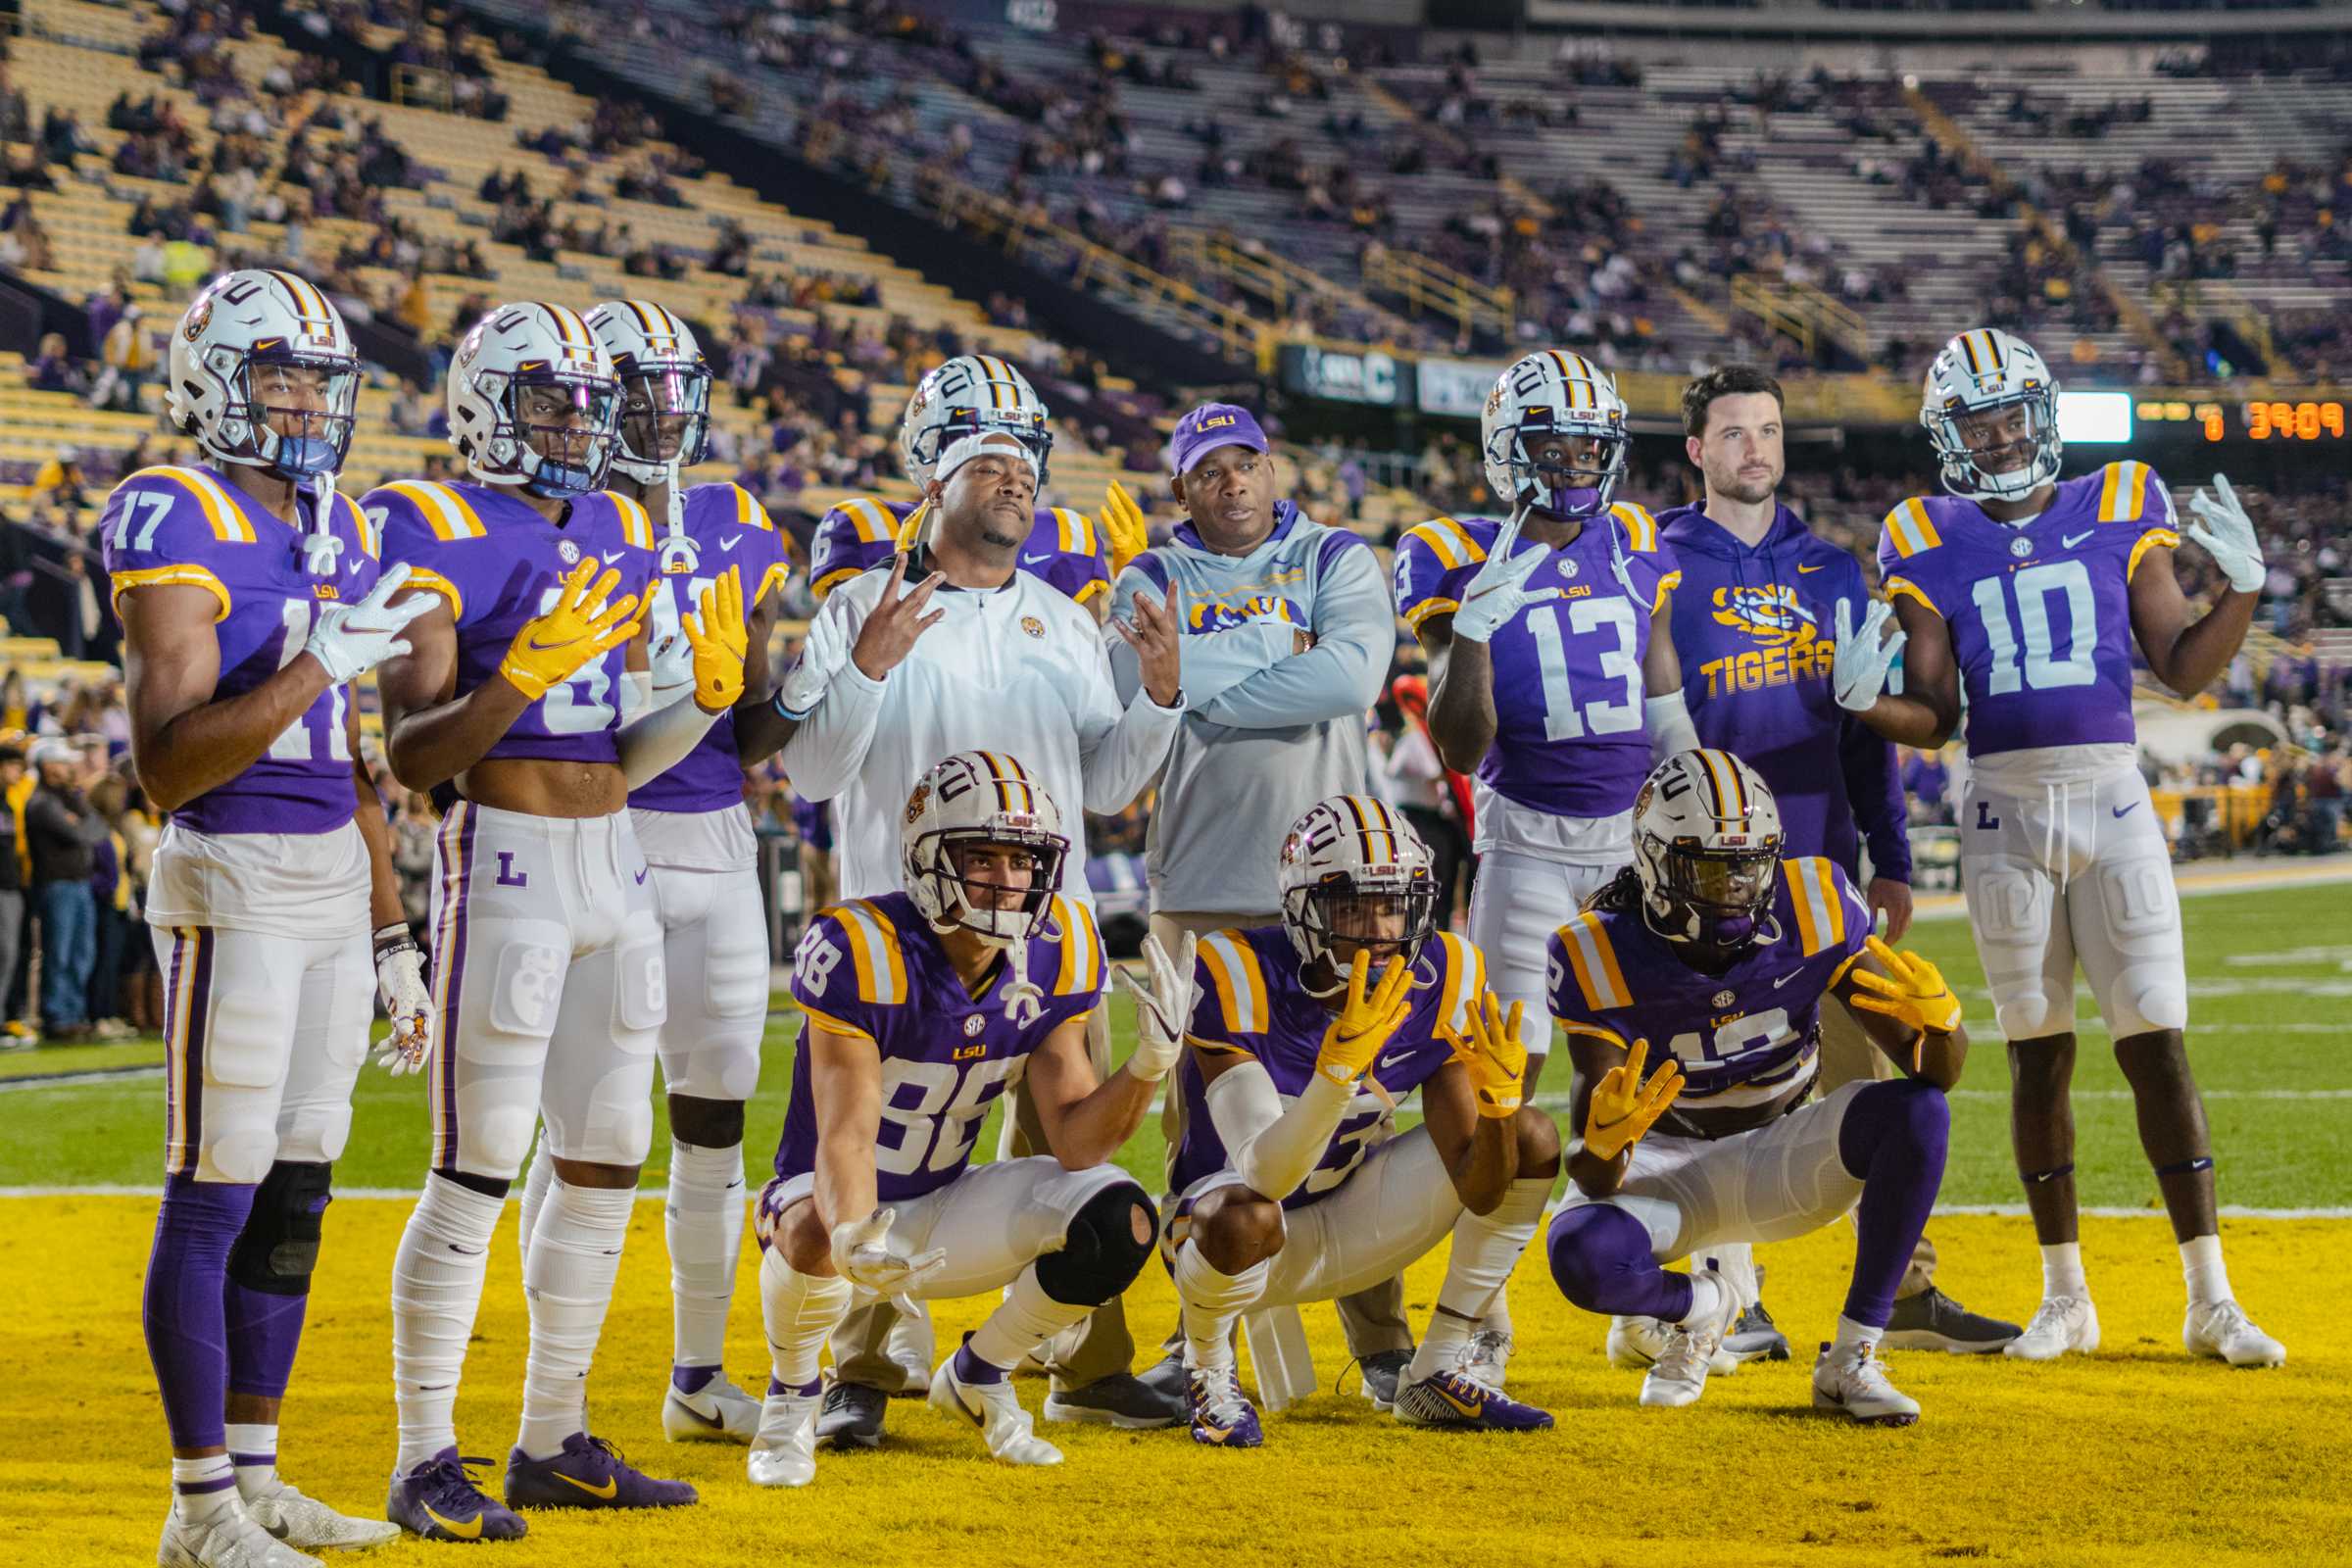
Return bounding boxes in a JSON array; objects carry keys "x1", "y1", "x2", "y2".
[
  {"x1": 1105, "y1": 402, "x2": 1416, "y2": 1405},
  {"x1": 779, "y1": 428, "x2": 1186, "y2": 1436}
]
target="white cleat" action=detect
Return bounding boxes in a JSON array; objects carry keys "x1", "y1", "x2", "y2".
[
  {"x1": 1606, "y1": 1314, "x2": 1667, "y2": 1369},
  {"x1": 159, "y1": 1499, "x2": 323, "y2": 1568},
  {"x1": 239, "y1": 1481, "x2": 399, "y2": 1550},
  {"x1": 746, "y1": 1391, "x2": 822, "y2": 1488},
  {"x1": 1639, "y1": 1279, "x2": 1741, "y2": 1409},
  {"x1": 664, "y1": 1372, "x2": 764, "y2": 1444},
  {"x1": 927, "y1": 1357, "x2": 1063, "y2": 1466},
  {"x1": 1457, "y1": 1327, "x2": 1514, "y2": 1390},
  {"x1": 2004, "y1": 1296, "x2": 2101, "y2": 1361},
  {"x1": 1812, "y1": 1341, "x2": 1922, "y2": 1426},
  {"x1": 2184, "y1": 1299, "x2": 2285, "y2": 1368}
]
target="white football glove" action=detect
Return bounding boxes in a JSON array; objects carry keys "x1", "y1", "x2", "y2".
[
  {"x1": 1831, "y1": 597, "x2": 1905, "y2": 713},
  {"x1": 307, "y1": 562, "x2": 436, "y2": 684},
  {"x1": 1447, "y1": 513, "x2": 1560, "y2": 643},
  {"x1": 2183, "y1": 472, "x2": 2266, "y2": 595},
  {"x1": 830, "y1": 1207, "x2": 947, "y2": 1315},
  {"x1": 1111, "y1": 930, "x2": 1197, "y2": 1084},
  {"x1": 773, "y1": 603, "x2": 851, "y2": 720},
  {"x1": 371, "y1": 921, "x2": 435, "y2": 1075}
]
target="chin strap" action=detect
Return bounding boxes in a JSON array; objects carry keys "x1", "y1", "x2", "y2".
[
  {"x1": 301, "y1": 473, "x2": 344, "y2": 577},
  {"x1": 1001, "y1": 926, "x2": 1046, "y2": 1026},
  {"x1": 652, "y1": 460, "x2": 698, "y2": 574}
]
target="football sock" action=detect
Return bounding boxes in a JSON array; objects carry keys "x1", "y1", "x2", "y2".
[
  {"x1": 171, "y1": 1453, "x2": 240, "y2": 1525},
  {"x1": 758, "y1": 1248, "x2": 851, "y2": 1391},
  {"x1": 517, "y1": 1178, "x2": 634, "y2": 1460},
  {"x1": 390, "y1": 1172, "x2": 502, "y2": 1473},
  {"x1": 967, "y1": 1265, "x2": 1088, "y2": 1376},
  {"x1": 2040, "y1": 1241, "x2": 2088, "y2": 1300},
  {"x1": 223, "y1": 1276, "x2": 307, "y2": 1406},
  {"x1": 1679, "y1": 1270, "x2": 1731, "y2": 1331},
  {"x1": 1545, "y1": 1204, "x2": 1693, "y2": 1323},
  {"x1": 144, "y1": 1174, "x2": 258, "y2": 1451},
  {"x1": 515, "y1": 1133, "x2": 554, "y2": 1262},
  {"x1": 223, "y1": 1423, "x2": 277, "y2": 1497},
  {"x1": 1411, "y1": 1172, "x2": 1549, "y2": 1381},
  {"x1": 1831, "y1": 1314, "x2": 1882, "y2": 1355},
  {"x1": 1700, "y1": 1240, "x2": 1756, "y2": 1305},
  {"x1": 1481, "y1": 1288, "x2": 1514, "y2": 1345},
  {"x1": 2180, "y1": 1233, "x2": 2230, "y2": 1307},
  {"x1": 666, "y1": 1138, "x2": 748, "y2": 1371},
  {"x1": 953, "y1": 1341, "x2": 1007, "y2": 1387},
  {"x1": 1836, "y1": 1079, "x2": 1949, "y2": 1330},
  {"x1": 1172, "y1": 1242, "x2": 1268, "y2": 1374}
]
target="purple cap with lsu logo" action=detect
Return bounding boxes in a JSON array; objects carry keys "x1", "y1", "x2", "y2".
[{"x1": 1166, "y1": 402, "x2": 1268, "y2": 477}]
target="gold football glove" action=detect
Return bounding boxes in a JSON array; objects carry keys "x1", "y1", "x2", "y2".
[
  {"x1": 500, "y1": 558, "x2": 643, "y2": 701},
  {"x1": 1583, "y1": 1038, "x2": 1683, "y2": 1162},
  {"x1": 683, "y1": 564, "x2": 749, "y2": 713},
  {"x1": 1314, "y1": 952, "x2": 1413, "y2": 1088},
  {"x1": 1098, "y1": 480, "x2": 1150, "y2": 578},
  {"x1": 1848, "y1": 935, "x2": 1964, "y2": 1037},
  {"x1": 1449, "y1": 989, "x2": 1527, "y2": 1119}
]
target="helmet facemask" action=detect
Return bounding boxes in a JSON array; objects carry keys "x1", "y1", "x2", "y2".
[
  {"x1": 1283, "y1": 871, "x2": 1439, "y2": 997},
  {"x1": 1492, "y1": 416, "x2": 1627, "y2": 522},
  {"x1": 1928, "y1": 388, "x2": 2061, "y2": 505},
  {"x1": 612, "y1": 360, "x2": 711, "y2": 485},
  {"x1": 907, "y1": 829, "x2": 1067, "y2": 951},
  {"x1": 1635, "y1": 829, "x2": 1784, "y2": 963},
  {"x1": 200, "y1": 345, "x2": 360, "y2": 480},
  {"x1": 476, "y1": 370, "x2": 620, "y2": 498}
]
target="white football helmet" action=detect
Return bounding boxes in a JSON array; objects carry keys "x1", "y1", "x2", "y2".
[
  {"x1": 582, "y1": 299, "x2": 710, "y2": 485},
  {"x1": 1481, "y1": 350, "x2": 1630, "y2": 521},
  {"x1": 167, "y1": 268, "x2": 360, "y2": 480},
  {"x1": 900, "y1": 355, "x2": 1054, "y2": 489},
  {"x1": 1631, "y1": 749, "x2": 1786, "y2": 952},
  {"x1": 446, "y1": 301, "x2": 621, "y2": 498},
  {"x1": 902, "y1": 751, "x2": 1070, "y2": 1023},
  {"x1": 1921, "y1": 327, "x2": 2062, "y2": 503},
  {"x1": 1278, "y1": 795, "x2": 1439, "y2": 994}
]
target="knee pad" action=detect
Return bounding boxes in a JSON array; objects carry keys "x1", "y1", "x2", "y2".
[
  {"x1": 207, "y1": 1126, "x2": 281, "y2": 1185},
  {"x1": 275, "y1": 1100, "x2": 354, "y2": 1165},
  {"x1": 1544, "y1": 1203, "x2": 1655, "y2": 1314},
  {"x1": 1033, "y1": 1179, "x2": 1155, "y2": 1307},
  {"x1": 226, "y1": 1160, "x2": 332, "y2": 1297},
  {"x1": 463, "y1": 1102, "x2": 538, "y2": 1177}
]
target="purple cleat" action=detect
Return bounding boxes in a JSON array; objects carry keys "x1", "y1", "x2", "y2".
[
  {"x1": 502, "y1": 1434, "x2": 698, "y2": 1512},
  {"x1": 1185, "y1": 1363, "x2": 1264, "y2": 1449},
  {"x1": 1393, "y1": 1369, "x2": 1554, "y2": 1432},
  {"x1": 386, "y1": 1448, "x2": 528, "y2": 1543}
]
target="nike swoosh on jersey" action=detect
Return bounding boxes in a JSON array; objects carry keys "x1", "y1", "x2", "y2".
[
  {"x1": 2111, "y1": 802, "x2": 2139, "y2": 818},
  {"x1": 551, "y1": 1472, "x2": 618, "y2": 1499},
  {"x1": 1021, "y1": 552, "x2": 1054, "y2": 564},
  {"x1": 1773, "y1": 970, "x2": 1804, "y2": 987},
  {"x1": 2063, "y1": 530, "x2": 2095, "y2": 549},
  {"x1": 422, "y1": 1505, "x2": 484, "y2": 1540},
  {"x1": 720, "y1": 533, "x2": 743, "y2": 551},
  {"x1": 635, "y1": 867, "x2": 649, "y2": 884},
  {"x1": 1797, "y1": 563, "x2": 1827, "y2": 573},
  {"x1": 1377, "y1": 1051, "x2": 1417, "y2": 1070}
]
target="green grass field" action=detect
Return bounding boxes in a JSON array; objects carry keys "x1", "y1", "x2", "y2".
[{"x1": 4, "y1": 878, "x2": 2347, "y2": 1208}]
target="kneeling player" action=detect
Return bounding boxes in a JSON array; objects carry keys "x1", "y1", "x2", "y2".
[
  {"x1": 748, "y1": 752, "x2": 1168, "y2": 1485},
  {"x1": 1161, "y1": 797, "x2": 1561, "y2": 1446},
  {"x1": 1544, "y1": 751, "x2": 1966, "y2": 1425}
]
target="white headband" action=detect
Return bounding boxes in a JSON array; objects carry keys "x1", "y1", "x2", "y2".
[{"x1": 935, "y1": 430, "x2": 1039, "y2": 488}]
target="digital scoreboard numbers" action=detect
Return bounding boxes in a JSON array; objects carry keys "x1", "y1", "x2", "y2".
[{"x1": 2134, "y1": 399, "x2": 2345, "y2": 441}]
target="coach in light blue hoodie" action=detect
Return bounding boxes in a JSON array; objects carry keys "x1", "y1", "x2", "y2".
[{"x1": 1106, "y1": 401, "x2": 1415, "y2": 1384}]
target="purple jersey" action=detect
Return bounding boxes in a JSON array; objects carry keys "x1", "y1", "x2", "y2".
[
  {"x1": 1877, "y1": 462, "x2": 2178, "y2": 759},
  {"x1": 100, "y1": 463, "x2": 381, "y2": 835},
  {"x1": 810, "y1": 494, "x2": 1109, "y2": 612},
  {"x1": 368, "y1": 478, "x2": 659, "y2": 766},
  {"x1": 1547, "y1": 858, "x2": 1869, "y2": 1119},
  {"x1": 774, "y1": 890, "x2": 1104, "y2": 1202},
  {"x1": 630, "y1": 482, "x2": 791, "y2": 813},
  {"x1": 1395, "y1": 507, "x2": 1681, "y2": 819},
  {"x1": 1168, "y1": 927, "x2": 1483, "y2": 1208}
]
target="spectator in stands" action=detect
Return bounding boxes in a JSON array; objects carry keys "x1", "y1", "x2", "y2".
[
  {"x1": 84, "y1": 772, "x2": 135, "y2": 1040},
  {"x1": 0, "y1": 743, "x2": 23, "y2": 1048},
  {"x1": 30, "y1": 448, "x2": 88, "y2": 514},
  {"x1": 89, "y1": 305, "x2": 156, "y2": 413},
  {"x1": 25, "y1": 739, "x2": 104, "y2": 1043}
]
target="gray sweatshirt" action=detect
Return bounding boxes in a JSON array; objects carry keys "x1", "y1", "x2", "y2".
[{"x1": 1108, "y1": 501, "x2": 1394, "y2": 914}]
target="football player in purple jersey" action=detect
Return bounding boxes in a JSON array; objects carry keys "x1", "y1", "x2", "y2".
[
  {"x1": 368, "y1": 300, "x2": 751, "y2": 1540},
  {"x1": 1394, "y1": 349, "x2": 1699, "y2": 1382},
  {"x1": 807, "y1": 354, "x2": 1123, "y2": 616},
  {"x1": 1848, "y1": 327, "x2": 2280, "y2": 1369},
  {"x1": 494, "y1": 300, "x2": 791, "y2": 1444},
  {"x1": 746, "y1": 752, "x2": 1164, "y2": 1486},
  {"x1": 1544, "y1": 751, "x2": 1969, "y2": 1424},
  {"x1": 1158, "y1": 796, "x2": 1558, "y2": 1447},
  {"x1": 1646, "y1": 366, "x2": 2019, "y2": 1366},
  {"x1": 113, "y1": 268, "x2": 432, "y2": 1568}
]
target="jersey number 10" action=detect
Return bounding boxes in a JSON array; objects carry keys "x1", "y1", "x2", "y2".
[{"x1": 1969, "y1": 560, "x2": 2097, "y2": 695}]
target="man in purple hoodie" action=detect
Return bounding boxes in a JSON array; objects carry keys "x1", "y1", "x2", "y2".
[{"x1": 1650, "y1": 366, "x2": 2019, "y2": 1360}]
